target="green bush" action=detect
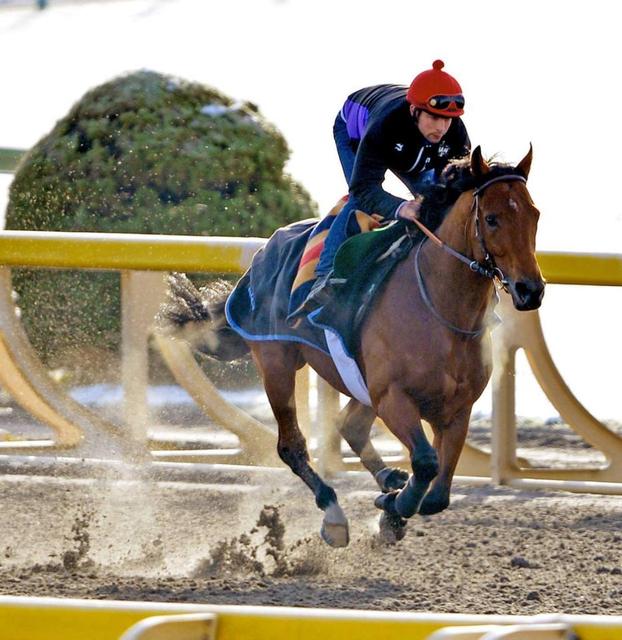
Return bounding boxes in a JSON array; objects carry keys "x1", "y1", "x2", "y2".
[{"x1": 6, "y1": 70, "x2": 317, "y2": 375}]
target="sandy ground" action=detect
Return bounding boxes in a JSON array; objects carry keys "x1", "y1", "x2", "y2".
[{"x1": 0, "y1": 434, "x2": 620, "y2": 615}]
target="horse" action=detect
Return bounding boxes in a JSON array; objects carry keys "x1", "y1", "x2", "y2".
[{"x1": 158, "y1": 146, "x2": 544, "y2": 547}]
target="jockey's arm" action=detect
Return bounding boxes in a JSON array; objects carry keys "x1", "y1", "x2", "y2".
[{"x1": 348, "y1": 133, "x2": 409, "y2": 220}]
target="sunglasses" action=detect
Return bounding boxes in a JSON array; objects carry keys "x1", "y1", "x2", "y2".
[{"x1": 427, "y1": 94, "x2": 465, "y2": 111}]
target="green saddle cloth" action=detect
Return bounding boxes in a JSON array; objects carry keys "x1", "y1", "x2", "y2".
[{"x1": 332, "y1": 221, "x2": 409, "y2": 280}]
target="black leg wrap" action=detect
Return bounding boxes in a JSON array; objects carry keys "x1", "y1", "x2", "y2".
[
  {"x1": 375, "y1": 467, "x2": 409, "y2": 492},
  {"x1": 394, "y1": 475, "x2": 431, "y2": 518},
  {"x1": 412, "y1": 450, "x2": 439, "y2": 483},
  {"x1": 374, "y1": 490, "x2": 400, "y2": 516},
  {"x1": 315, "y1": 484, "x2": 337, "y2": 510}
]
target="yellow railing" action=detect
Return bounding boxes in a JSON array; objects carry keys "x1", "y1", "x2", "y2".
[
  {"x1": 0, "y1": 230, "x2": 264, "y2": 273},
  {"x1": 1, "y1": 595, "x2": 621, "y2": 640},
  {"x1": 0, "y1": 229, "x2": 619, "y2": 490},
  {"x1": 0, "y1": 229, "x2": 620, "y2": 285},
  {"x1": 536, "y1": 251, "x2": 622, "y2": 286}
]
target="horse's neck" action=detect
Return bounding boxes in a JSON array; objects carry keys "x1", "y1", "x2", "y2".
[
  {"x1": 435, "y1": 192, "x2": 479, "y2": 259},
  {"x1": 418, "y1": 193, "x2": 493, "y2": 324}
]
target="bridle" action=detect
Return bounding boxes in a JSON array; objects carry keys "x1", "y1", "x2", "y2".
[
  {"x1": 410, "y1": 173, "x2": 527, "y2": 337},
  {"x1": 471, "y1": 174, "x2": 527, "y2": 288}
]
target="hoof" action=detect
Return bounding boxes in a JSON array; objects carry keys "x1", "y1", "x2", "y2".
[
  {"x1": 378, "y1": 511, "x2": 407, "y2": 544},
  {"x1": 375, "y1": 467, "x2": 409, "y2": 492},
  {"x1": 320, "y1": 502, "x2": 349, "y2": 548},
  {"x1": 320, "y1": 520, "x2": 350, "y2": 548}
]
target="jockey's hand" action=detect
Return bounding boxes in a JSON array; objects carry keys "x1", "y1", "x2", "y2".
[{"x1": 397, "y1": 197, "x2": 422, "y2": 222}]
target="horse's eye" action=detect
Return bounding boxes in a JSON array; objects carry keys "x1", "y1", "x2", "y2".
[{"x1": 485, "y1": 214, "x2": 498, "y2": 228}]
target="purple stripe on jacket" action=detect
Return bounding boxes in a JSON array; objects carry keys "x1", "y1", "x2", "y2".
[{"x1": 340, "y1": 99, "x2": 369, "y2": 140}]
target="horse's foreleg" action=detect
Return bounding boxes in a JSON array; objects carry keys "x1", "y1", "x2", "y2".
[
  {"x1": 419, "y1": 410, "x2": 470, "y2": 515},
  {"x1": 252, "y1": 343, "x2": 349, "y2": 547},
  {"x1": 338, "y1": 399, "x2": 408, "y2": 492},
  {"x1": 374, "y1": 386, "x2": 439, "y2": 520}
]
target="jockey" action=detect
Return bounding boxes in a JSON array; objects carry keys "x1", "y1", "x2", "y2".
[{"x1": 299, "y1": 59, "x2": 471, "y2": 313}]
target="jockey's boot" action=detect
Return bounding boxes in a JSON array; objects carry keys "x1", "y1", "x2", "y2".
[{"x1": 291, "y1": 271, "x2": 346, "y2": 319}]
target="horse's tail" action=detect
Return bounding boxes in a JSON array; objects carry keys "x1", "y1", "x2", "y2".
[{"x1": 156, "y1": 272, "x2": 250, "y2": 361}]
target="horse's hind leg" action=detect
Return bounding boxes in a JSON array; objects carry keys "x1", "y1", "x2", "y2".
[
  {"x1": 338, "y1": 399, "x2": 408, "y2": 492},
  {"x1": 251, "y1": 342, "x2": 349, "y2": 547}
]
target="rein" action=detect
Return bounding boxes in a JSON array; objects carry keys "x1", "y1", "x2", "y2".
[
  {"x1": 410, "y1": 173, "x2": 527, "y2": 337},
  {"x1": 414, "y1": 240, "x2": 487, "y2": 337}
]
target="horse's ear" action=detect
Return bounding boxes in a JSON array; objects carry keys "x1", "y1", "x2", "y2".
[
  {"x1": 470, "y1": 145, "x2": 489, "y2": 177},
  {"x1": 516, "y1": 143, "x2": 533, "y2": 178}
]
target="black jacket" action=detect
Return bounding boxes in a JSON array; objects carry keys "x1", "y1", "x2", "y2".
[{"x1": 340, "y1": 84, "x2": 471, "y2": 218}]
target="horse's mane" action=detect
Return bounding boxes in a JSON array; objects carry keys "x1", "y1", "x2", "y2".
[{"x1": 418, "y1": 156, "x2": 525, "y2": 230}]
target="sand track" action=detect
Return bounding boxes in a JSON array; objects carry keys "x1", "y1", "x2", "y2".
[{"x1": 1, "y1": 468, "x2": 620, "y2": 614}]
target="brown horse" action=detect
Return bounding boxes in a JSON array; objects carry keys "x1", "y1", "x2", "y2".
[{"x1": 159, "y1": 146, "x2": 544, "y2": 547}]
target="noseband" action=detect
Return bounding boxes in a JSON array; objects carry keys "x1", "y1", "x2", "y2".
[{"x1": 411, "y1": 173, "x2": 527, "y2": 337}]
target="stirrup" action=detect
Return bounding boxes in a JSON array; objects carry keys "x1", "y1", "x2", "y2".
[
  {"x1": 288, "y1": 273, "x2": 343, "y2": 321},
  {"x1": 307, "y1": 273, "x2": 346, "y2": 306}
]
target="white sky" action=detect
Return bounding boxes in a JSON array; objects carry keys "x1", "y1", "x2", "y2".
[{"x1": 0, "y1": 0, "x2": 620, "y2": 419}]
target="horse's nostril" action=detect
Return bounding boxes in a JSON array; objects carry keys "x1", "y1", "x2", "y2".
[
  {"x1": 514, "y1": 281, "x2": 531, "y2": 299},
  {"x1": 513, "y1": 279, "x2": 545, "y2": 308}
]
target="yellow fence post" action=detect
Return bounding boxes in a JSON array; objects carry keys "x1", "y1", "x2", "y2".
[
  {"x1": 121, "y1": 271, "x2": 168, "y2": 443},
  {"x1": 492, "y1": 289, "x2": 622, "y2": 488},
  {"x1": 315, "y1": 378, "x2": 342, "y2": 476}
]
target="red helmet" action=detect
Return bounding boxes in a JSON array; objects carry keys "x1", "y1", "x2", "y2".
[{"x1": 406, "y1": 59, "x2": 465, "y2": 117}]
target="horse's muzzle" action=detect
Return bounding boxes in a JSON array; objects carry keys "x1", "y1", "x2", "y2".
[{"x1": 510, "y1": 278, "x2": 546, "y2": 311}]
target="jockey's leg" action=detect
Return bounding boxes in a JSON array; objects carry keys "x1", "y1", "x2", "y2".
[
  {"x1": 315, "y1": 197, "x2": 360, "y2": 276},
  {"x1": 290, "y1": 115, "x2": 359, "y2": 317},
  {"x1": 293, "y1": 199, "x2": 361, "y2": 314},
  {"x1": 332, "y1": 113, "x2": 358, "y2": 185}
]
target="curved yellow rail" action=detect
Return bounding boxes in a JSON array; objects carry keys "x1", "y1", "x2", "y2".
[
  {"x1": 0, "y1": 267, "x2": 138, "y2": 458},
  {"x1": 0, "y1": 595, "x2": 621, "y2": 640},
  {"x1": 492, "y1": 291, "x2": 622, "y2": 486}
]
